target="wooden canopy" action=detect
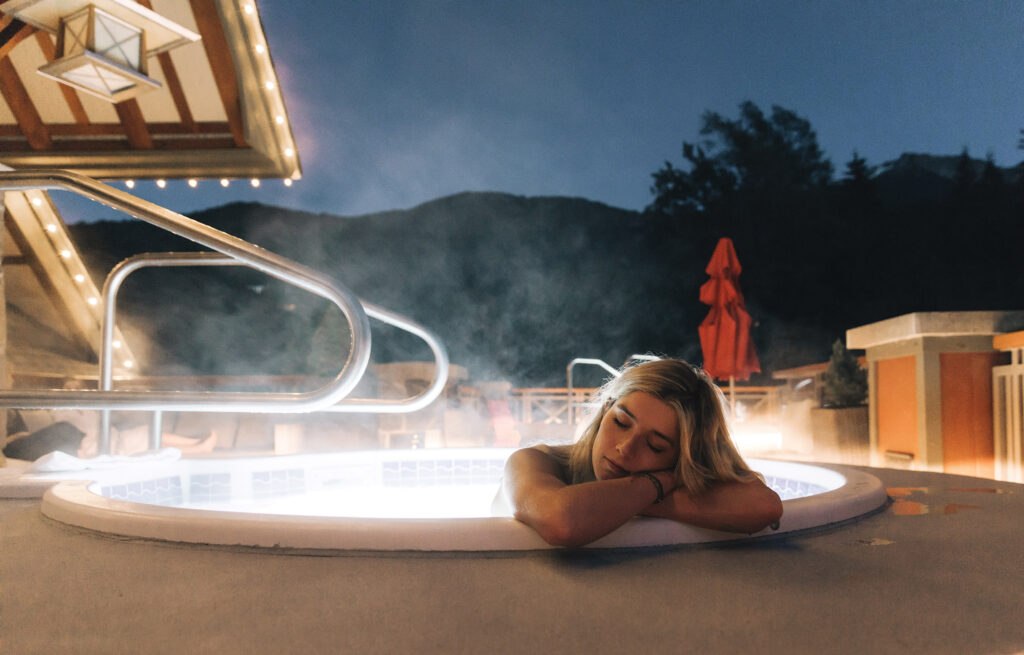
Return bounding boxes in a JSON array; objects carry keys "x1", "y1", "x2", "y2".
[
  {"x1": 0, "y1": 0, "x2": 300, "y2": 180},
  {"x1": 0, "y1": 0, "x2": 300, "y2": 386}
]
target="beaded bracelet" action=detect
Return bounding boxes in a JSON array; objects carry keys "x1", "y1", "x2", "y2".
[{"x1": 638, "y1": 471, "x2": 664, "y2": 504}]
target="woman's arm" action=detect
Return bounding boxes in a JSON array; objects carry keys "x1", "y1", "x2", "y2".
[
  {"x1": 503, "y1": 446, "x2": 675, "y2": 547},
  {"x1": 640, "y1": 477, "x2": 783, "y2": 534}
]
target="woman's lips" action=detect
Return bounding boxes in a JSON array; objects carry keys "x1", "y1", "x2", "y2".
[{"x1": 602, "y1": 456, "x2": 629, "y2": 478}]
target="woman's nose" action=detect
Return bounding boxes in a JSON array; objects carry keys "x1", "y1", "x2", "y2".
[{"x1": 615, "y1": 434, "x2": 639, "y2": 460}]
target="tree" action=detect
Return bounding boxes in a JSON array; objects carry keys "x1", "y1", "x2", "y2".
[
  {"x1": 648, "y1": 101, "x2": 833, "y2": 220},
  {"x1": 951, "y1": 147, "x2": 975, "y2": 204},
  {"x1": 821, "y1": 340, "x2": 867, "y2": 408},
  {"x1": 840, "y1": 150, "x2": 879, "y2": 213}
]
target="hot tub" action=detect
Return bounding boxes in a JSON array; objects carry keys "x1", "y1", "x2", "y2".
[{"x1": 35, "y1": 448, "x2": 886, "y2": 551}]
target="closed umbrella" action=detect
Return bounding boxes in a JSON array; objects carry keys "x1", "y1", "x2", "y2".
[{"x1": 698, "y1": 238, "x2": 760, "y2": 415}]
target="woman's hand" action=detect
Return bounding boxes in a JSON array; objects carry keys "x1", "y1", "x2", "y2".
[{"x1": 641, "y1": 477, "x2": 783, "y2": 534}]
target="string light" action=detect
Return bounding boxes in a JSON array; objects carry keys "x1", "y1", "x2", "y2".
[
  {"x1": 60, "y1": 249, "x2": 71, "y2": 259},
  {"x1": 255, "y1": 43, "x2": 265, "y2": 55},
  {"x1": 46, "y1": 224, "x2": 58, "y2": 233},
  {"x1": 125, "y1": 180, "x2": 135, "y2": 189},
  {"x1": 113, "y1": 340, "x2": 122, "y2": 349},
  {"x1": 73, "y1": 274, "x2": 85, "y2": 283},
  {"x1": 275, "y1": 115, "x2": 284, "y2": 125},
  {"x1": 220, "y1": 179, "x2": 230, "y2": 187},
  {"x1": 123, "y1": 360, "x2": 133, "y2": 369},
  {"x1": 156, "y1": 179, "x2": 166, "y2": 189},
  {"x1": 250, "y1": 178, "x2": 260, "y2": 188},
  {"x1": 31, "y1": 197, "x2": 42, "y2": 207},
  {"x1": 264, "y1": 81, "x2": 275, "y2": 91},
  {"x1": 243, "y1": 4, "x2": 255, "y2": 14},
  {"x1": 283, "y1": 179, "x2": 293, "y2": 187},
  {"x1": 87, "y1": 297, "x2": 98, "y2": 306},
  {"x1": 187, "y1": 179, "x2": 198, "y2": 188}
]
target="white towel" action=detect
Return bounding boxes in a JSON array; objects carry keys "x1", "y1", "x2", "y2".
[{"x1": 28, "y1": 447, "x2": 182, "y2": 473}]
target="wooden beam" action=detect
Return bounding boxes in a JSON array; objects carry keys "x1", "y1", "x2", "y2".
[
  {"x1": 1, "y1": 255, "x2": 29, "y2": 266},
  {"x1": 0, "y1": 18, "x2": 34, "y2": 61},
  {"x1": 0, "y1": 56, "x2": 51, "y2": 150},
  {"x1": 1, "y1": 121, "x2": 233, "y2": 137},
  {"x1": 156, "y1": 51, "x2": 196, "y2": 131},
  {"x1": 135, "y1": 0, "x2": 195, "y2": 132},
  {"x1": 0, "y1": 135, "x2": 240, "y2": 152},
  {"x1": 113, "y1": 99, "x2": 154, "y2": 149},
  {"x1": 189, "y1": 0, "x2": 247, "y2": 147},
  {"x1": 3, "y1": 201, "x2": 94, "y2": 357},
  {"x1": 33, "y1": 31, "x2": 90, "y2": 125}
]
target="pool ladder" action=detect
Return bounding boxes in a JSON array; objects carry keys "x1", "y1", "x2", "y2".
[{"x1": 0, "y1": 170, "x2": 449, "y2": 454}]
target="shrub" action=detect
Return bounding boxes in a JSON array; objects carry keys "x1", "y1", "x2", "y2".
[{"x1": 821, "y1": 339, "x2": 867, "y2": 408}]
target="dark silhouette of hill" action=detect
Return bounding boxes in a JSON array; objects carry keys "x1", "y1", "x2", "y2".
[{"x1": 67, "y1": 153, "x2": 1023, "y2": 386}]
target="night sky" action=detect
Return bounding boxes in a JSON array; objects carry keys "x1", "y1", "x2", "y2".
[{"x1": 59, "y1": 0, "x2": 1024, "y2": 222}]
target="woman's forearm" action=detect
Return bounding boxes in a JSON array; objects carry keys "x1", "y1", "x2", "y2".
[
  {"x1": 641, "y1": 478, "x2": 783, "y2": 534},
  {"x1": 514, "y1": 473, "x2": 670, "y2": 547}
]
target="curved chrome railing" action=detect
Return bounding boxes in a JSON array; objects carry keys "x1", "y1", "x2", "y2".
[
  {"x1": 0, "y1": 170, "x2": 445, "y2": 415},
  {"x1": 100, "y1": 252, "x2": 449, "y2": 415}
]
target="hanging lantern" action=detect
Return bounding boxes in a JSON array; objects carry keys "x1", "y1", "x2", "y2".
[{"x1": 2, "y1": 0, "x2": 199, "y2": 102}]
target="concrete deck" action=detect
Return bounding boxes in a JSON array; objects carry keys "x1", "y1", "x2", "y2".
[{"x1": 1, "y1": 465, "x2": 1022, "y2": 654}]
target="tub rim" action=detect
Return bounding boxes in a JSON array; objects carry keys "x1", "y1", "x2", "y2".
[{"x1": 35, "y1": 453, "x2": 888, "y2": 551}]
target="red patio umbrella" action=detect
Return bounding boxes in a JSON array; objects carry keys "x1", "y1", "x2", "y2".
[{"x1": 698, "y1": 238, "x2": 760, "y2": 414}]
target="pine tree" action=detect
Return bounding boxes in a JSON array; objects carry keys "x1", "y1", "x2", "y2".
[{"x1": 821, "y1": 340, "x2": 867, "y2": 408}]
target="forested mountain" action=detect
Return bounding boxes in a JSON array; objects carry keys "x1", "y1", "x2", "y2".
[{"x1": 67, "y1": 151, "x2": 1023, "y2": 387}]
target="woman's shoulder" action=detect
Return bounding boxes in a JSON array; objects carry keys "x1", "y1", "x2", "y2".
[
  {"x1": 506, "y1": 444, "x2": 572, "y2": 481},
  {"x1": 530, "y1": 443, "x2": 571, "y2": 459}
]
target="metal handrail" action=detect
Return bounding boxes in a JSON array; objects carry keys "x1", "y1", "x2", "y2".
[
  {"x1": 566, "y1": 358, "x2": 619, "y2": 424},
  {"x1": 97, "y1": 252, "x2": 449, "y2": 451},
  {"x1": 101, "y1": 252, "x2": 449, "y2": 414},
  {"x1": 0, "y1": 169, "x2": 373, "y2": 412},
  {"x1": 565, "y1": 354, "x2": 662, "y2": 423}
]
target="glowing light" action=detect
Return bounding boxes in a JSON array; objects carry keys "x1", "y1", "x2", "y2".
[
  {"x1": 283, "y1": 179, "x2": 293, "y2": 187},
  {"x1": 73, "y1": 274, "x2": 85, "y2": 283},
  {"x1": 187, "y1": 179, "x2": 198, "y2": 188},
  {"x1": 220, "y1": 179, "x2": 230, "y2": 187},
  {"x1": 250, "y1": 178, "x2": 260, "y2": 188},
  {"x1": 255, "y1": 43, "x2": 265, "y2": 55},
  {"x1": 156, "y1": 179, "x2": 167, "y2": 189},
  {"x1": 31, "y1": 197, "x2": 43, "y2": 207},
  {"x1": 125, "y1": 180, "x2": 135, "y2": 189},
  {"x1": 264, "y1": 81, "x2": 275, "y2": 91},
  {"x1": 112, "y1": 340, "x2": 121, "y2": 349},
  {"x1": 123, "y1": 360, "x2": 133, "y2": 369},
  {"x1": 46, "y1": 224, "x2": 58, "y2": 233},
  {"x1": 275, "y1": 115, "x2": 284, "y2": 125},
  {"x1": 284, "y1": 148, "x2": 294, "y2": 157},
  {"x1": 87, "y1": 297, "x2": 98, "y2": 306},
  {"x1": 733, "y1": 429, "x2": 784, "y2": 454},
  {"x1": 60, "y1": 249, "x2": 72, "y2": 259},
  {"x1": 244, "y1": 4, "x2": 255, "y2": 14}
]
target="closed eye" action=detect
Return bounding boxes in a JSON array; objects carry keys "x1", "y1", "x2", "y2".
[{"x1": 648, "y1": 442, "x2": 664, "y2": 454}]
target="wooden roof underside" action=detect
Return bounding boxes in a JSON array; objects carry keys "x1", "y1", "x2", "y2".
[{"x1": 0, "y1": 0, "x2": 300, "y2": 180}]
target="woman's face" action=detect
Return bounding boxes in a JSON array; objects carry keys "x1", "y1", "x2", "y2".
[{"x1": 591, "y1": 391, "x2": 680, "y2": 480}]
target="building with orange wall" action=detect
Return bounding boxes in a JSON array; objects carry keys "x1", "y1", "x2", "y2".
[{"x1": 848, "y1": 311, "x2": 1024, "y2": 478}]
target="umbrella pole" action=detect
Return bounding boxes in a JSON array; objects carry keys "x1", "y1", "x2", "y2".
[{"x1": 729, "y1": 376, "x2": 736, "y2": 419}]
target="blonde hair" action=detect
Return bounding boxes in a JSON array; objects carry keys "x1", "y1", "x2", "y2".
[{"x1": 566, "y1": 359, "x2": 755, "y2": 494}]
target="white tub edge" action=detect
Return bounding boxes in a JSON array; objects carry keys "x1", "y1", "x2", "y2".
[{"x1": 40, "y1": 461, "x2": 888, "y2": 552}]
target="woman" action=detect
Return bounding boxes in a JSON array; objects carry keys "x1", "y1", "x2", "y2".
[{"x1": 503, "y1": 359, "x2": 783, "y2": 547}]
